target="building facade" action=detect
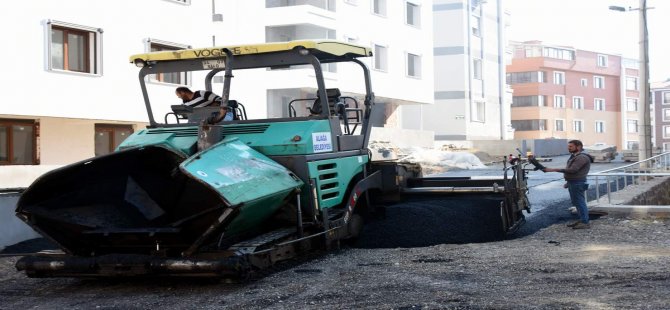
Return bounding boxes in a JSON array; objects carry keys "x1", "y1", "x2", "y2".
[
  {"x1": 651, "y1": 80, "x2": 670, "y2": 150},
  {"x1": 621, "y1": 58, "x2": 642, "y2": 150},
  {"x1": 415, "y1": 0, "x2": 512, "y2": 141},
  {"x1": 506, "y1": 41, "x2": 641, "y2": 150},
  {"x1": 0, "y1": 0, "x2": 434, "y2": 183}
]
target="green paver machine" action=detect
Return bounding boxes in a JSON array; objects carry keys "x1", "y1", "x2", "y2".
[{"x1": 15, "y1": 40, "x2": 531, "y2": 278}]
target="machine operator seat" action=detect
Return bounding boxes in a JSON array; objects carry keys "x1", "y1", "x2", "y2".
[{"x1": 309, "y1": 88, "x2": 345, "y2": 116}]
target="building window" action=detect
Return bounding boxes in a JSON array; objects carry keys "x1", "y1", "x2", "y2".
[
  {"x1": 594, "y1": 98, "x2": 606, "y2": 111},
  {"x1": 597, "y1": 54, "x2": 608, "y2": 67},
  {"x1": 663, "y1": 92, "x2": 670, "y2": 105},
  {"x1": 543, "y1": 47, "x2": 574, "y2": 60},
  {"x1": 524, "y1": 46, "x2": 542, "y2": 57},
  {"x1": 0, "y1": 119, "x2": 37, "y2": 165},
  {"x1": 553, "y1": 95, "x2": 565, "y2": 108},
  {"x1": 373, "y1": 44, "x2": 388, "y2": 71},
  {"x1": 580, "y1": 78, "x2": 587, "y2": 87},
  {"x1": 572, "y1": 96, "x2": 584, "y2": 110},
  {"x1": 471, "y1": 101, "x2": 485, "y2": 122},
  {"x1": 506, "y1": 71, "x2": 545, "y2": 84},
  {"x1": 148, "y1": 41, "x2": 190, "y2": 84},
  {"x1": 573, "y1": 120, "x2": 584, "y2": 132},
  {"x1": 372, "y1": 0, "x2": 387, "y2": 16},
  {"x1": 48, "y1": 21, "x2": 103, "y2": 75},
  {"x1": 555, "y1": 119, "x2": 564, "y2": 131},
  {"x1": 406, "y1": 53, "x2": 421, "y2": 78},
  {"x1": 512, "y1": 95, "x2": 545, "y2": 107},
  {"x1": 472, "y1": 15, "x2": 481, "y2": 36},
  {"x1": 663, "y1": 109, "x2": 670, "y2": 122},
  {"x1": 473, "y1": 58, "x2": 482, "y2": 80},
  {"x1": 595, "y1": 121, "x2": 606, "y2": 133},
  {"x1": 95, "y1": 124, "x2": 134, "y2": 157},
  {"x1": 627, "y1": 120, "x2": 638, "y2": 133},
  {"x1": 511, "y1": 119, "x2": 547, "y2": 131},
  {"x1": 594, "y1": 76, "x2": 605, "y2": 89},
  {"x1": 664, "y1": 126, "x2": 670, "y2": 138},
  {"x1": 627, "y1": 98, "x2": 639, "y2": 112},
  {"x1": 664, "y1": 143, "x2": 670, "y2": 151},
  {"x1": 627, "y1": 141, "x2": 639, "y2": 150},
  {"x1": 626, "y1": 76, "x2": 639, "y2": 91},
  {"x1": 553, "y1": 71, "x2": 565, "y2": 85},
  {"x1": 405, "y1": 1, "x2": 420, "y2": 27}
]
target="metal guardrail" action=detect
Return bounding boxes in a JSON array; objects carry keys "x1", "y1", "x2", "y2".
[{"x1": 588, "y1": 152, "x2": 670, "y2": 205}]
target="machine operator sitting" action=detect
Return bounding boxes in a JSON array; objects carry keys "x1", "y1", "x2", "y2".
[{"x1": 175, "y1": 87, "x2": 233, "y2": 122}]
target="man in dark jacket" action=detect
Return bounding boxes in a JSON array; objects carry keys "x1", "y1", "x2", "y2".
[{"x1": 543, "y1": 140, "x2": 594, "y2": 229}]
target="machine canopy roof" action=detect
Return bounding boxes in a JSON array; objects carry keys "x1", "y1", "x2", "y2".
[{"x1": 129, "y1": 40, "x2": 372, "y2": 63}]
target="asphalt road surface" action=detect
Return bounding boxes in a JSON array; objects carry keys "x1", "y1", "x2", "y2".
[{"x1": 4, "y1": 156, "x2": 664, "y2": 309}]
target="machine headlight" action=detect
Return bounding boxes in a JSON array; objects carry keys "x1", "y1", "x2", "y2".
[{"x1": 133, "y1": 58, "x2": 146, "y2": 68}]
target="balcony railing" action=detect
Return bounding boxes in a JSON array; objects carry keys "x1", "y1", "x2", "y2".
[{"x1": 266, "y1": 0, "x2": 335, "y2": 11}]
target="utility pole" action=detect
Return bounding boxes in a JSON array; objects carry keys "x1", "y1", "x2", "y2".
[
  {"x1": 610, "y1": 0, "x2": 653, "y2": 162},
  {"x1": 638, "y1": 0, "x2": 652, "y2": 161}
]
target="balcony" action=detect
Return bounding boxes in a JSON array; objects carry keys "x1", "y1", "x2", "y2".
[
  {"x1": 265, "y1": 0, "x2": 336, "y2": 27},
  {"x1": 266, "y1": 24, "x2": 335, "y2": 42},
  {"x1": 266, "y1": 24, "x2": 337, "y2": 72},
  {"x1": 266, "y1": 0, "x2": 335, "y2": 11}
]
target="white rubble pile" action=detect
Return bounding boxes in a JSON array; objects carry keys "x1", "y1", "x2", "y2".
[
  {"x1": 368, "y1": 141, "x2": 487, "y2": 175},
  {"x1": 398, "y1": 147, "x2": 486, "y2": 170}
]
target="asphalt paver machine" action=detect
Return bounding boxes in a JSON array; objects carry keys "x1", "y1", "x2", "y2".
[{"x1": 15, "y1": 40, "x2": 532, "y2": 278}]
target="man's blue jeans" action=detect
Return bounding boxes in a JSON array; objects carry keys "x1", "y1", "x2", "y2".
[{"x1": 567, "y1": 180, "x2": 589, "y2": 224}]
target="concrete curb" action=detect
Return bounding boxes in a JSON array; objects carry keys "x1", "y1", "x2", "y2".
[{"x1": 593, "y1": 204, "x2": 670, "y2": 218}]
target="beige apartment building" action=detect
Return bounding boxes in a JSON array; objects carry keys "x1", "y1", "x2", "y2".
[{"x1": 506, "y1": 41, "x2": 641, "y2": 150}]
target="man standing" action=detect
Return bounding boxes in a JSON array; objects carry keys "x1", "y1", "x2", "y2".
[{"x1": 543, "y1": 140, "x2": 594, "y2": 229}]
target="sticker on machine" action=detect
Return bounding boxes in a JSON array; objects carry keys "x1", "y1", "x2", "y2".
[{"x1": 312, "y1": 132, "x2": 333, "y2": 153}]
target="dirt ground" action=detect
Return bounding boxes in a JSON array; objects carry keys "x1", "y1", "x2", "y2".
[{"x1": 1, "y1": 215, "x2": 669, "y2": 309}]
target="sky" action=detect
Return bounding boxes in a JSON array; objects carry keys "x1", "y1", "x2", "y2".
[{"x1": 505, "y1": 0, "x2": 670, "y2": 82}]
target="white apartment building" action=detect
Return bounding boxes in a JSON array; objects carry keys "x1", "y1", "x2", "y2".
[
  {"x1": 0, "y1": 0, "x2": 433, "y2": 184},
  {"x1": 216, "y1": 0, "x2": 433, "y2": 122},
  {"x1": 417, "y1": 0, "x2": 513, "y2": 140}
]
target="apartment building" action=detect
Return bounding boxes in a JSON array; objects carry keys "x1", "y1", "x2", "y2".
[
  {"x1": 621, "y1": 58, "x2": 642, "y2": 150},
  {"x1": 651, "y1": 80, "x2": 670, "y2": 150},
  {"x1": 506, "y1": 41, "x2": 641, "y2": 150},
  {"x1": 0, "y1": 0, "x2": 433, "y2": 180},
  {"x1": 415, "y1": 0, "x2": 512, "y2": 140},
  {"x1": 222, "y1": 0, "x2": 433, "y2": 124}
]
